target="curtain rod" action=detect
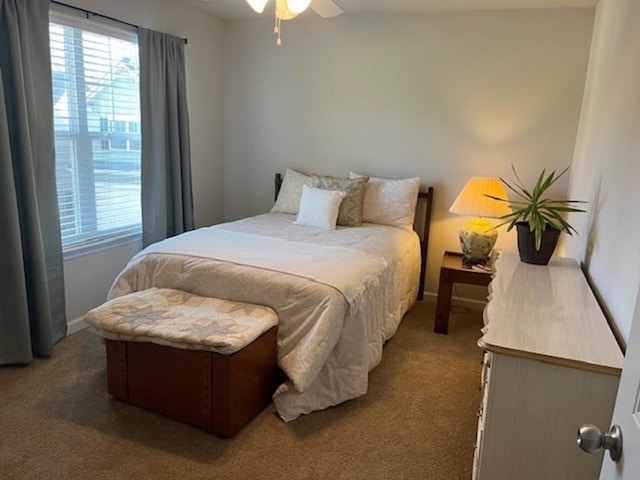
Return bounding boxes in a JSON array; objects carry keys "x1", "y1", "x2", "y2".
[{"x1": 50, "y1": 1, "x2": 188, "y2": 44}]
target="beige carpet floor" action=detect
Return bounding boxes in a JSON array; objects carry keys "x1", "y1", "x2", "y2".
[{"x1": 0, "y1": 300, "x2": 483, "y2": 480}]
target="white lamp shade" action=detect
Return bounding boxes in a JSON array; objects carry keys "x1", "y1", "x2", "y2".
[
  {"x1": 286, "y1": 0, "x2": 312, "y2": 14},
  {"x1": 247, "y1": 0, "x2": 269, "y2": 13},
  {"x1": 449, "y1": 177, "x2": 511, "y2": 219}
]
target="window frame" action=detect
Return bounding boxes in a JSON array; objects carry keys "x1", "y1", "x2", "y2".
[{"x1": 50, "y1": 8, "x2": 142, "y2": 255}]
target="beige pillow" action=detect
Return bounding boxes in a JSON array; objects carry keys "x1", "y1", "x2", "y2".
[
  {"x1": 271, "y1": 168, "x2": 313, "y2": 215},
  {"x1": 349, "y1": 172, "x2": 420, "y2": 230},
  {"x1": 312, "y1": 175, "x2": 367, "y2": 227}
]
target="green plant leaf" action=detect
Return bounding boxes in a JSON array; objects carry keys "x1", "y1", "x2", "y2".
[
  {"x1": 530, "y1": 169, "x2": 547, "y2": 203},
  {"x1": 545, "y1": 209, "x2": 579, "y2": 234},
  {"x1": 539, "y1": 169, "x2": 557, "y2": 195},
  {"x1": 541, "y1": 205, "x2": 586, "y2": 213},
  {"x1": 535, "y1": 225, "x2": 542, "y2": 250},
  {"x1": 484, "y1": 194, "x2": 509, "y2": 202},
  {"x1": 539, "y1": 212, "x2": 565, "y2": 232},
  {"x1": 537, "y1": 198, "x2": 587, "y2": 206},
  {"x1": 511, "y1": 165, "x2": 534, "y2": 200},
  {"x1": 500, "y1": 177, "x2": 531, "y2": 201},
  {"x1": 484, "y1": 195, "x2": 531, "y2": 207}
]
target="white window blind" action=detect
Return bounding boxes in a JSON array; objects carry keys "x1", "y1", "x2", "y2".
[{"x1": 50, "y1": 11, "x2": 141, "y2": 250}]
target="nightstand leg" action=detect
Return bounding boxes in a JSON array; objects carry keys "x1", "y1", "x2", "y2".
[{"x1": 435, "y1": 273, "x2": 452, "y2": 334}]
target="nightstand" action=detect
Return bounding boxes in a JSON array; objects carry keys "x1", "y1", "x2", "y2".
[{"x1": 434, "y1": 251, "x2": 493, "y2": 334}]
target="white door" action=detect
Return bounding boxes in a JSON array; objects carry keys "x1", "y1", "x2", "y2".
[{"x1": 598, "y1": 286, "x2": 640, "y2": 479}]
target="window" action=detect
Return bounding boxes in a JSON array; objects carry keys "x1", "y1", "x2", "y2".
[{"x1": 50, "y1": 11, "x2": 141, "y2": 250}]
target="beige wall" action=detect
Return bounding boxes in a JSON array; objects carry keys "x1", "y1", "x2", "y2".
[
  {"x1": 564, "y1": 0, "x2": 640, "y2": 345},
  {"x1": 58, "y1": 0, "x2": 224, "y2": 326},
  {"x1": 224, "y1": 9, "x2": 594, "y2": 297}
]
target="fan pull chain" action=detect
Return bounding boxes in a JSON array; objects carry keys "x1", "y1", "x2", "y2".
[{"x1": 274, "y1": 15, "x2": 282, "y2": 45}]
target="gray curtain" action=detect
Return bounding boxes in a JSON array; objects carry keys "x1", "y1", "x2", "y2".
[
  {"x1": 0, "y1": 0, "x2": 67, "y2": 365},
  {"x1": 138, "y1": 27, "x2": 194, "y2": 247}
]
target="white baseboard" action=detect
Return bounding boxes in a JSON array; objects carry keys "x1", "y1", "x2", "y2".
[
  {"x1": 67, "y1": 316, "x2": 88, "y2": 335},
  {"x1": 423, "y1": 291, "x2": 487, "y2": 312}
]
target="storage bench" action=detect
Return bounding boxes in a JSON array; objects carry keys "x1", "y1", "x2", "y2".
[{"x1": 84, "y1": 288, "x2": 279, "y2": 437}]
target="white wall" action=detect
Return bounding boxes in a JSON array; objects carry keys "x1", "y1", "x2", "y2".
[
  {"x1": 564, "y1": 0, "x2": 640, "y2": 345},
  {"x1": 58, "y1": 0, "x2": 225, "y2": 327},
  {"x1": 224, "y1": 9, "x2": 594, "y2": 296},
  {"x1": 64, "y1": 242, "x2": 141, "y2": 332}
]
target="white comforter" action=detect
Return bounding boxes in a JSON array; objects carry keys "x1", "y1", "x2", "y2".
[{"x1": 109, "y1": 213, "x2": 421, "y2": 421}]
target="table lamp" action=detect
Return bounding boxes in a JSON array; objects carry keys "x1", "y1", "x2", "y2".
[{"x1": 449, "y1": 177, "x2": 511, "y2": 265}]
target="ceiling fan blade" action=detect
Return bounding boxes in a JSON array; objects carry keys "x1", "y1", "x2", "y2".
[{"x1": 310, "y1": 0, "x2": 343, "y2": 18}]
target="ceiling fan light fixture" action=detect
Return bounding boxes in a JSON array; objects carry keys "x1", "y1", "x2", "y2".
[
  {"x1": 246, "y1": 0, "x2": 269, "y2": 14},
  {"x1": 286, "y1": 0, "x2": 312, "y2": 14},
  {"x1": 275, "y1": 0, "x2": 297, "y2": 20},
  {"x1": 248, "y1": 0, "x2": 343, "y2": 46}
]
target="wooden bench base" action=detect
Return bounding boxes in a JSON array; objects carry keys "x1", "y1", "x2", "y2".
[{"x1": 105, "y1": 327, "x2": 278, "y2": 437}]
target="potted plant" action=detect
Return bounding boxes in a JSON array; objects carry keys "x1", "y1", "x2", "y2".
[{"x1": 485, "y1": 166, "x2": 586, "y2": 265}]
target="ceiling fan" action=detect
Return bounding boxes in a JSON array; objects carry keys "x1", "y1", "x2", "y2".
[{"x1": 246, "y1": 0, "x2": 344, "y2": 45}]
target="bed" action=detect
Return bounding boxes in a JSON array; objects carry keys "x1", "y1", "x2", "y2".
[{"x1": 108, "y1": 172, "x2": 434, "y2": 421}]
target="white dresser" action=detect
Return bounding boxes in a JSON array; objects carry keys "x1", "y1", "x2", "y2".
[{"x1": 473, "y1": 252, "x2": 624, "y2": 480}]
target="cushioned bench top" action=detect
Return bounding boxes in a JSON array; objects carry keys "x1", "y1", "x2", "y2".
[{"x1": 84, "y1": 288, "x2": 278, "y2": 354}]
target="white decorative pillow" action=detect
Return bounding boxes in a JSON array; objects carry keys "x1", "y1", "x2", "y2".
[
  {"x1": 294, "y1": 185, "x2": 347, "y2": 230},
  {"x1": 349, "y1": 172, "x2": 420, "y2": 230},
  {"x1": 271, "y1": 168, "x2": 313, "y2": 215}
]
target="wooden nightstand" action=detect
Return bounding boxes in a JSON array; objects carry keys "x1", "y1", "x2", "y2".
[{"x1": 434, "y1": 251, "x2": 493, "y2": 334}]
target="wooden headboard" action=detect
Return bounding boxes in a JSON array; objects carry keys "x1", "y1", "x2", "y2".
[{"x1": 275, "y1": 173, "x2": 434, "y2": 301}]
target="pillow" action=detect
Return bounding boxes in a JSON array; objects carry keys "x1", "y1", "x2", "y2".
[
  {"x1": 294, "y1": 185, "x2": 347, "y2": 230},
  {"x1": 312, "y1": 175, "x2": 367, "y2": 227},
  {"x1": 349, "y1": 172, "x2": 420, "y2": 230},
  {"x1": 271, "y1": 168, "x2": 313, "y2": 215}
]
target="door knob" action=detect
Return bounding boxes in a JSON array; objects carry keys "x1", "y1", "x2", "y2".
[{"x1": 577, "y1": 424, "x2": 623, "y2": 462}]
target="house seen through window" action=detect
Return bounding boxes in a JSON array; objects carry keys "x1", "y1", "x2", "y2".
[{"x1": 50, "y1": 11, "x2": 142, "y2": 250}]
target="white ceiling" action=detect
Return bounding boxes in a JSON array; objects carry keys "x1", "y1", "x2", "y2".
[{"x1": 190, "y1": 0, "x2": 598, "y2": 19}]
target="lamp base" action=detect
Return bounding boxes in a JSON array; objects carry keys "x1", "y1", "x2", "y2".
[
  {"x1": 462, "y1": 255, "x2": 489, "y2": 267},
  {"x1": 458, "y1": 218, "x2": 497, "y2": 265}
]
